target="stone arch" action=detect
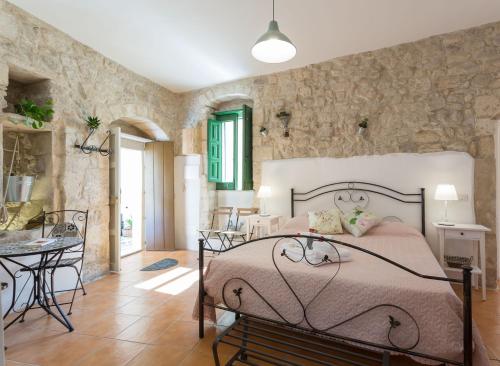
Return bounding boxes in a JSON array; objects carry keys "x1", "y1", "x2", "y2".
[
  {"x1": 107, "y1": 104, "x2": 169, "y2": 141},
  {"x1": 110, "y1": 116, "x2": 168, "y2": 141},
  {"x1": 186, "y1": 91, "x2": 256, "y2": 230},
  {"x1": 185, "y1": 92, "x2": 254, "y2": 128},
  {"x1": 209, "y1": 92, "x2": 253, "y2": 106}
]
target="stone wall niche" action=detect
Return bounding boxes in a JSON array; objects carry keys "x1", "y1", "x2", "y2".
[
  {"x1": 0, "y1": 65, "x2": 55, "y2": 232},
  {"x1": 0, "y1": 128, "x2": 53, "y2": 232},
  {"x1": 3, "y1": 64, "x2": 52, "y2": 115}
]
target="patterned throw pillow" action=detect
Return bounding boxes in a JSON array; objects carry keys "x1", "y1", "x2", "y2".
[
  {"x1": 341, "y1": 208, "x2": 381, "y2": 237},
  {"x1": 308, "y1": 209, "x2": 343, "y2": 235}
]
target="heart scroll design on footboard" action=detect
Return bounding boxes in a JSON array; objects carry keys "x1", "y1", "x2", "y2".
[{"x1": 220, "y1": 234, "x2": 421, "y2": 352}]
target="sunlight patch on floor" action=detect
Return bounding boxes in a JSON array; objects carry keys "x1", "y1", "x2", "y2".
[
  {"x1": 134, "y1": 266, "x2": 192, "y2": 290},
  {"x1": 155, "y1": 270, "x2": 200, "y2": 295}
]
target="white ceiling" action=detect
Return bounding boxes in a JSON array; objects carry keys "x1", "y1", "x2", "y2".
[{"x1": 8, "y1": 0, "x2": 500, "y2": 92}]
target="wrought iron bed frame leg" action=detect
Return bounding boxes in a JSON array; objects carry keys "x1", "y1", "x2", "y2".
[
  {"x1": 382, "y1": 351, "x2": 390, "y2": 366},
  {"x1": 463, "y1": 266, "x2": 473, "y2": 366},
  {"x1": 240, "y1": 317, "x2": 249, "y2": 361},
  {"x1": 212, "y1": 341, "x2": 221, "y2": 366},
  {"x1": 199, "y1": 238, "x2": 205, "y2": 339}
]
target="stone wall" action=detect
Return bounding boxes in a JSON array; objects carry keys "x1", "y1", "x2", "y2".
[
  {"x1": 0, "y1": 0, "x2": 181, "y2": 280},
  {"x1": 1, "y1": 0, "x2": 498, "y2": 286},
  {"x1": 180, "y1": 21, "x2": 500, "y2": 287}
]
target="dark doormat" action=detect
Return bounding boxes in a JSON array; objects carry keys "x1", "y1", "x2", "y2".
[{"x1": 141, "y1": 258, "x2": 178, "y2": 271}]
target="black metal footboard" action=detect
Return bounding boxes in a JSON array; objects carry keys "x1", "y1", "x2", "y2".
[{"x1": 198, "y1": 236, "x2": 473, "y2": 366}]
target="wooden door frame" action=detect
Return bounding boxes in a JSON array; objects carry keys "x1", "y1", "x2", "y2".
[
  {"x1": 109, "y1": 127, "x2": 121, "y2": 272},
  {"x1": 120, "y1": 136, "x2": 150, "y2": 257}
]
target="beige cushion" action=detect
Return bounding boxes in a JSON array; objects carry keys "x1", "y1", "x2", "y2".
[
  {"x1": 341, "y1": 208, "x2": 381, "y2": 237},
  {"x1": 308, "y1": 208, "x2": 343, "y2": 235}
]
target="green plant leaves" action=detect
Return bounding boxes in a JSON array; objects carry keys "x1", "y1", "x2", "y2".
[
  {"x1": 85, "y1": 115, "x2": 101, "y2": 130},
  {"x1": 14, "y1": 99, "x2": 54, "y2": 129},
  {"x1": 29, "y1": 117, "x2": 44, "y2": 129}
]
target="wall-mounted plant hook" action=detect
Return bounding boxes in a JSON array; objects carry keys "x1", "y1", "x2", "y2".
[
  {"x1": 98, "y1": 130, "x2": 111, "y2": 156},
  {"x1": 74, "y1": 129, "x2": 112, "y2": 155}
]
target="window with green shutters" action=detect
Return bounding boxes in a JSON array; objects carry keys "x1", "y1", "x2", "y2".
[
  {"x1": 207, "y1": 119, "x2": 222, "y2": 182},
  {"x1": 207, "y1": 105, "x2": 253, "y2": 190}
]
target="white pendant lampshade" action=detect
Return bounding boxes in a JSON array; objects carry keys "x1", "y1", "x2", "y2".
[{"x1": 252, "y1": 1, "x2": 296, "y2": 63}]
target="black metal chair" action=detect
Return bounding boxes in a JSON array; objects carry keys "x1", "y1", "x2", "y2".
[
  {"x1": 20, "y1": 209, "x2": 88, "y2": 316},
  {"x1": 221, "y1": 207, "x2": 259, "y2": 247},
  {"x1": 198, "y1": 207, "x2": 233, "y2": 252}
]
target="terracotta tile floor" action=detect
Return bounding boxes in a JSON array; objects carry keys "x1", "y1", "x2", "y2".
[{"x1": 3, "y1": 250, "x2": 500, "y2": 366}]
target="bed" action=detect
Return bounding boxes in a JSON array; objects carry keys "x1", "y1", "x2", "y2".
[{"x1": 196, "y1": 182, "x2": 488, "y2": 366}]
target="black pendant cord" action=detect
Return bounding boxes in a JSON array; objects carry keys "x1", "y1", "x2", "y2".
[{"x1": 272, "y1": 0, "x2": 275, "y2": 20}]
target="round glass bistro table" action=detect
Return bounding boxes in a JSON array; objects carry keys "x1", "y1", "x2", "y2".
[{"x1": 0, "y1": 237, "x2": 83, "y2": 332}]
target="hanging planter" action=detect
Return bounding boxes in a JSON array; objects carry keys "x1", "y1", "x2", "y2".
[
  {"x1": 74, "y1": 115, "x2": 111, "y2": 156},
  {"x1": 2, "y1": 136, "x2": 36, "y2": 207},
  {"x1": 3, "y1": 175, "x2": 36, "y2": 203}
]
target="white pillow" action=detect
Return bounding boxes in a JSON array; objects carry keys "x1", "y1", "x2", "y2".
[
  {"x1": 308, "y1": 208, "x2": 343, "y2": 235},
  {"x1": 341, "y1": 208, "x2": 381, "y2": 237}
]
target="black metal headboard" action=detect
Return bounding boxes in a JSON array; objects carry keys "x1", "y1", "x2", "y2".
[{"x1": 291, "y1": 181, "x2": 426, "y2": 235}]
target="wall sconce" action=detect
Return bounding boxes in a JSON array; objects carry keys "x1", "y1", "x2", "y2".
[
  {"x1": 259, "y1": 126, "x2": 268, "y2": 137},
  {"x1": 276, "y1": 111, "x2": 291, "y2": 137},
  {"x1": 357, "y1": 117, "x2": 368, "y2": 136}
]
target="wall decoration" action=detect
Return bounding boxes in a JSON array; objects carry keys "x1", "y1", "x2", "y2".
[
  {"x1": 75, "y1": 115, "x2": 111, "y2": 156},
  {"x1": 357, "y1": 117, "x2": 368, "y2": 136},
  {"x1": 276, "y1": 111, "x2": 291, "y2": 137}
]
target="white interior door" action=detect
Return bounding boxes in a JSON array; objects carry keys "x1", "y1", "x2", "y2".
[{"x1": 109, "y1": 127, "x2": 121, "y2": 272}]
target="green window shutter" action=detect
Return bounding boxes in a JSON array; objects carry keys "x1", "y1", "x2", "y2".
[
  {"x1": 242, "y1": 105, "x2": 253, "y2": 190},
  {"x1": 214, "y1": 113, "x2": 237, "y2": 190},
  {"x1": 207, "y1": 119, "x2": 222, "y2": 182}
]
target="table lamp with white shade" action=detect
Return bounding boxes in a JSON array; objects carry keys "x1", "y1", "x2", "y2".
[
  {"x1": 434, "y1": 184, "x2": 458, "y2": 225},
  {"x1": 257, "y1": 185, "x2": 272, "y2": 216}
]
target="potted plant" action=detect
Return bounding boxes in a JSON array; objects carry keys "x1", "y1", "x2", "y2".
[
  {"x1": 13, "y1": 99, "x2": 54, "y2": 129},
  {"x1": 358, "y1": 117, "x2": 368, "y2": 136},
  {"x1": 85, "y1": 115, "x2": 101, "y2": 130}
]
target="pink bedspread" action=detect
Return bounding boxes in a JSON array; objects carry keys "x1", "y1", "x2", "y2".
[{"x1": 196, "y1": 218, "x2": 489, "y2": 365}]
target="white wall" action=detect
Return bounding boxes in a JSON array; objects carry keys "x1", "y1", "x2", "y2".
[
  {"x1": 174, "y1": 155, "x2": 201, "y2": 251},
  {"x1": 261, "y1": 152, "x2": 475, "y2": 257},
  {"x1": 217, "y1": 190, "x2": 254, "y2": 209}
]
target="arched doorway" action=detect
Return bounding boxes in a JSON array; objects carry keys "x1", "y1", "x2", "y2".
[{"x1": 109, "y1": 118, "x2": 173, "y2": 271}]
